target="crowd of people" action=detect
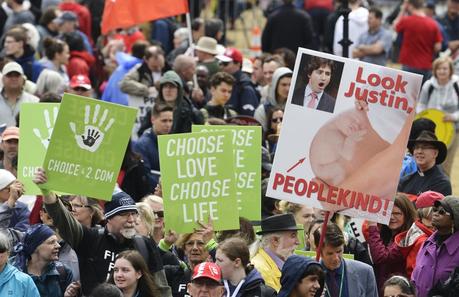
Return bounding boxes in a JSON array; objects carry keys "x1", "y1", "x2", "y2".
[{"x1": 0, "y1": 0, "x2": 459, "y2": 296}]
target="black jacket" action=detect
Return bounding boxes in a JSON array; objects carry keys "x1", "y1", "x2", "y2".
[{"x1": 261, "y1": 3, "x2": 316, "y2": 53}]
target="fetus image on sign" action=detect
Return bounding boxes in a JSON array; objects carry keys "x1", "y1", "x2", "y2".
[
  {"x1": 69, "y1": 104, "x2": 115, "y2": 153},
  {"x1": 33, "y1": 106, "x2": 59, "y2": 149}
]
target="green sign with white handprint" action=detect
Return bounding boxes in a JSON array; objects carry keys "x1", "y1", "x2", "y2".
[
  {"x1": 18, "y1": 103, "x2": 60, "y2": 195},
  {"x1": 41, "y1": 94, "x2": 137, "y2": 200}
]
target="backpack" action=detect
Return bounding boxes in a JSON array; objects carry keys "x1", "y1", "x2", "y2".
[
  {"x1": 427, "y1": 82, "x2": 459, "y2": 107},
  {"x1": 55, "y1": 261, "x2": 71, "y2": 294}
]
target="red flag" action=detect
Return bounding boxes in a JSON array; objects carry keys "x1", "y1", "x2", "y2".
[{"x1": 101, "y1": 0, "x2": 189, "y2": 34}]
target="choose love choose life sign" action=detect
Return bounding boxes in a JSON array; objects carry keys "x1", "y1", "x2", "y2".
[
  {"x1": 192, "y1": 125, "x2": 261, "y2": 221},
  {"x1": 40, "y1": 93, "x2": 137, "y2": 200},
  {"x1": 268, "y1": 49, "x2": 423, "y2": 224},
  {"x1": 158, "y1": 131, "x2": 240, "y2": 233}
]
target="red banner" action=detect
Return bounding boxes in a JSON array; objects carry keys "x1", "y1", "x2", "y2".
[{"x1": 101, "y1": 0, "x2": 189, "y2": 34}]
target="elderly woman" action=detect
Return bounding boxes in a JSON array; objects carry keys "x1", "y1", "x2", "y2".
[
  {"x1": 411, "y1": 196, "x2": 459, "y2": 297},
  {"x1": 416, "y1": 56, "x2": 459, "y2": 175}
]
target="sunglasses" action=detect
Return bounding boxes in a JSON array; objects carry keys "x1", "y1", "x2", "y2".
[
  {"x1": 154, "y1": 211, "x2": 164, "y2": 218},
  {"x1": 72, "y1": 87, "x2": 89, "y2": 92},
  {"x1": 219, "y1": 61, "x2": 230, "y2": 67},
  {"x1": 0, "y1": 247, "x2": 7, "y2": 253},
  {"x1": 432, "y1": 206, "x2": 451, "y2": 216},
  {"x1": 271, "y1": 117, "x2": 283, "y2": 123}
]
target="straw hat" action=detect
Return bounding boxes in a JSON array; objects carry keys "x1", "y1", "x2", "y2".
[{"x1": 195, "y1": 36, "x2": 218, "y2": 55}]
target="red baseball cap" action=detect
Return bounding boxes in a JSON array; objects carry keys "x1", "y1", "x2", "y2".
[
  {"x1": 191, "y1": 262, "x2": 222, "y2": 283},
  {"x1": 415, "y1": 191, "x2": 444, "y2": 208},
  {"x1": 216, "y1": 47, "x2": 243, "y2": 64},
  {"x1": 70, "y1": 75, "x2": 91, "y2": 90}
]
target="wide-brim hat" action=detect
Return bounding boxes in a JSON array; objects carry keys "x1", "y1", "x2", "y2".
[
  {"x1": 407, "y1": 130, "x2": 447, "y2": 164},
  {"x1": 256, "y1": 213, "x2": 302, "y2": 235},
  {"x1": 195, "y1": 36, "x2": 219, "y2": 55}
]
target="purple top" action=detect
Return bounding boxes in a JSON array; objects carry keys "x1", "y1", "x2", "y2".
[{"x1": 412, "y1": 231, "x2": 459, "y2": 297}]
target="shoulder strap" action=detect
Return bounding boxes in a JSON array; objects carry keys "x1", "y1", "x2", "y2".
[
  {"x1": 453, "y1": 82, "x2": 459, "y2": 108},
  {"x1": 427, "y1": 84, "x2": 435, "y2": 103},
  {"x1": 133, "y1": 235, "x2": 150, "y2": 265},
  {"x1": 55, "y1": 262, "x2": 69, "y2": 293}
]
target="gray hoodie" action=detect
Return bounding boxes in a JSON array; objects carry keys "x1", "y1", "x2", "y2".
[{"x1": 254, "y1": 67, "x2": 292, "y2": 131}]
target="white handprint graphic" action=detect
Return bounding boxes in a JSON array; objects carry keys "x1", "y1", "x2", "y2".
[
  {"x1": 69, "y1": 104, "x2": 115, "y2": 152},
  {"x1": 33, "y1": 106, "x2": 59, "y2": 149}
]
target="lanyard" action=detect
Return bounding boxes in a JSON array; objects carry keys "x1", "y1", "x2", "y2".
[
  {"x1": 223, "y1": 279, "x2": 245, "y2": 297},
  {"x1": 325, "y1": 264, "x2": 345, "y2": 297}
]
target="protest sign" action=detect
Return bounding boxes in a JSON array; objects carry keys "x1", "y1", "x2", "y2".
[
  {"x1": 128, "y1": 92, "x2": 156, "y2": 140},
  {"x1": 18, "y1": 103, "x2": 59, "y2": 194},
  {"x1": 192, "y1": 125, "x2": 261, "y2": 220},
  {"x1": 267, "y1": 49, "x2": 423, "y2": 224},
  {"x1": 41, "y1": 94, "x2": 137, "y2": 200},
  {"x1": 158, "y1": 131, "x2": 239, "y2": 233}
]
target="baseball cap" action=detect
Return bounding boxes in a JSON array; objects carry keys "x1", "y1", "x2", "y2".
[
  {"x1": 70, "y1": 75, "x2": 91, "y2": 90},
  {"x1": 416, "y1": 191, "x2": 444, "y2": 209},
  {"x1": 56, "y1": 11, "x2": 78, "y2": 25},
  {"x1": 0, "y1": 169, "x2": 16, "y2": 191},
  {"x1": 2, "y1": 62, "x2": 24, "y2": 76},
  {"x1": 104, "y1": 191, "x2": 137, "y2": 219},
  {"x1": 191, "y1": 262, "x2": 222, "y2": 283},
  {"x1": 2, "y1": 126, "x2": 19, "y2": 141},
  {"x1": 216, "y1": 48, "x2": 243, "y2": 64}
]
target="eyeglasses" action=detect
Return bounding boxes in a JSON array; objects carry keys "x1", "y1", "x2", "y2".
[
  {"x1": 432, "y1": 206, "x2": 451, "y2": 216},
  {"x1": 71, "y1": 203, "x2": 90, "y2": 209},
  {"x1": 271, "y1": 117, "x2": 283, "y2": 123},
  {"x1": 72, "y1": 87, "x2": 89, "y2": 92},
  {"x1": 154, "y1": 211, "x2": 164, "y2": 218}
]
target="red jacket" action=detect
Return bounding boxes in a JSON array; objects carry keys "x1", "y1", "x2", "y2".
[
  {"x1": 394, "y1": 220, "x2": 433, "y2": 278},
  {"x1": 68, "y1": 50, "x2": 95, "y2": 78},
  {"x1": 60, "y1": 2, "x2": 93, "y2": 44}
]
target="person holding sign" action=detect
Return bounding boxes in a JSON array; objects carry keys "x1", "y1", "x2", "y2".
[
  {"x1": 291, "y1": 57, "x2": 336, "y2": 113},
  {"x1": 251, "y1": 213, "x2": 302, "y2": 292},
  {"x1": 33, "y1": 169, "x2": 171, "y2": 297}
]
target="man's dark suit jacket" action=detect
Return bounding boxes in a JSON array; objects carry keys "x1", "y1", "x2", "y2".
[{"x1": 291, "y1": 86, "x2": 336, "y2": 113}]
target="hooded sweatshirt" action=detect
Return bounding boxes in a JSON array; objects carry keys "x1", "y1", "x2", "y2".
[
  {"x1": 0, "y1": 263, "x2": 39, "y2": 296},
  {"x1": 395, "y1": 220, "x2": 433, "y2": 278},
  {"x1": 67, "y1": 50, "x2": 95, "y2": 78},
  {"x1": 333, "y1": 6, "x2": 369, "y2": 57},
  {"x1": 254, "y1": 67, "x2": 293, "y2": 131},
  {"x1": 157, "y1": 70, "x2": 204, "y2": 133},
  {"x1": 278, "y1": 255, "x2": 324, "y2": 297},
  {"x1": 11, "y1": 45, "x2": 43, "y2": 82}
]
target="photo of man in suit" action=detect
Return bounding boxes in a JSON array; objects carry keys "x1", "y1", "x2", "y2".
[{"x1": 291, "y1": 56, "x2": 337, "y2": 113}]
